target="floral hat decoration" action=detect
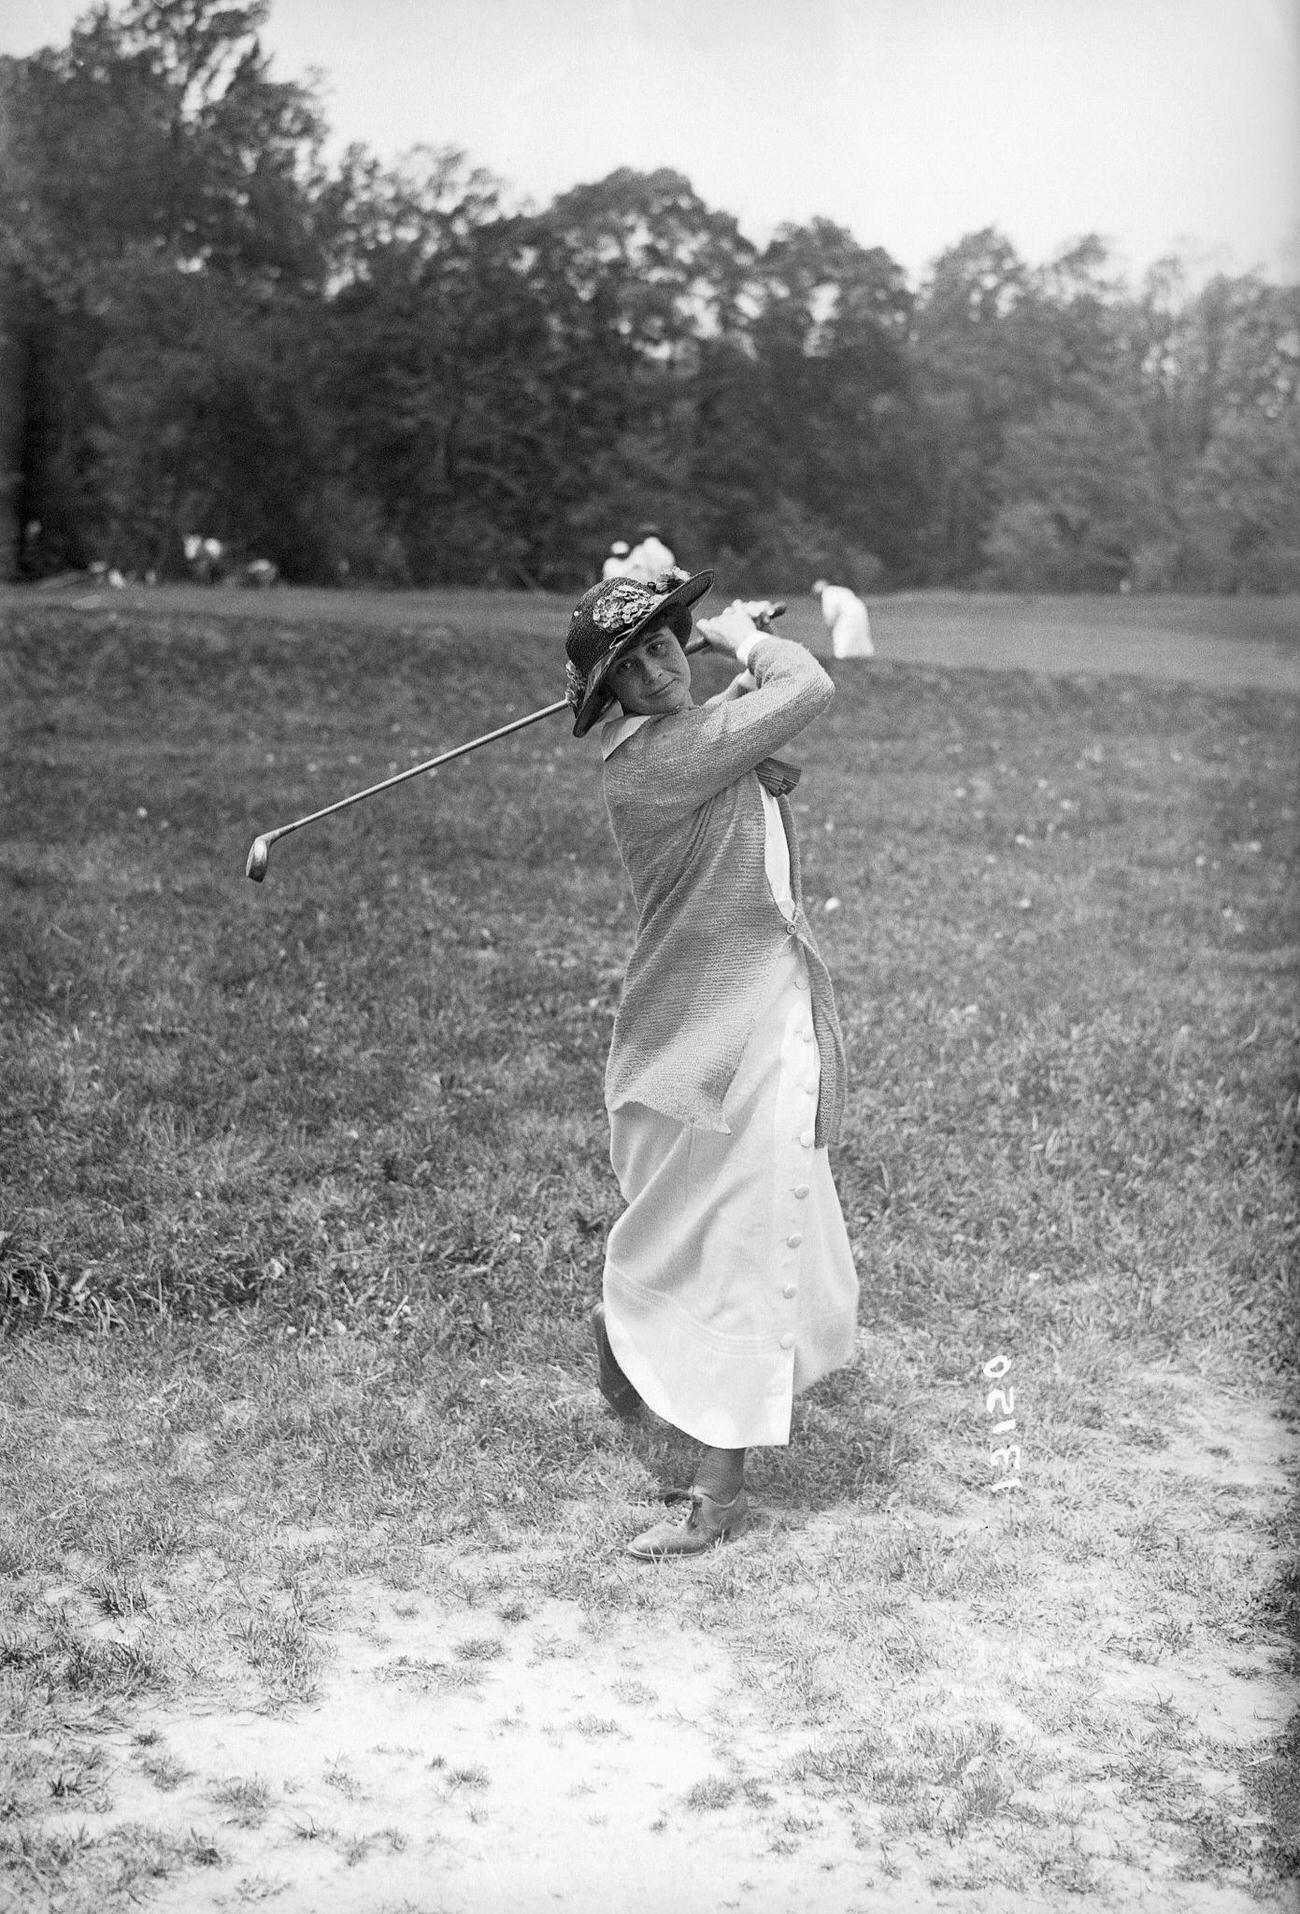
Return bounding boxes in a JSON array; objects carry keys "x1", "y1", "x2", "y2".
[{"x1": 565, "y1": 567, "x2": 714, "y2": 737}]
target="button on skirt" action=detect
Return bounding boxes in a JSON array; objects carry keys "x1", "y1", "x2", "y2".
[{"x1": 602, "y1": 937, "x2": 860, "y2": 1447}]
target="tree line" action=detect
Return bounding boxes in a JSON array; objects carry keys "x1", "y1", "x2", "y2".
[{"x1": 2, "y1": 0, "x2": 1297, "y2": 595}]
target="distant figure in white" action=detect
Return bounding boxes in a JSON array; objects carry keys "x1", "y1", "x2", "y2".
[
  {"x1": 626, "y1": 524, "x2": 677, "y2": 583},
  {"x1": 183, "y1": 533, "x2": 225, "y2": 583},
  {"x1": 812, "y1": 579, "x2": 874, "y2": 659},
  {"x1": 602, "y1": 540, "x2": 634, "y2": 580}
]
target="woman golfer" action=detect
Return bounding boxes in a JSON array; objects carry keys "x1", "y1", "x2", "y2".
[{"x1": 565, "y1": 567, "x2": 859, "y2": 1560}]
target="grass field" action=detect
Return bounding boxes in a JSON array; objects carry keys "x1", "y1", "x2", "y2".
[{"x1": 1, "y1": 585, "x2": 1297, "y2": 1912}]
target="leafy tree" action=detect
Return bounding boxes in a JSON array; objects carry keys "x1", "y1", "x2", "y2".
[
  {"x1": 9, "y1": 0, "x2": 329, "y2": 280},
  {"x1": 984, "y1": 398, "x2": 1170, "y2": 590},
  {"x1": 682, "y1": 335, "x2": 774, "y2": 562},
  {"x1": 1176, "y1": 406, "x2": 1300, "y2": 591},
  {"x1": 1, "y1": 0, "x2": 333, "y2": 574},
  {"x1": 2, "y1": 4, "x2": 1296, "y2": 592},
  {"x1": 751, "y1": 220, "x2": 926, "y2": 582},
  {"x1": 324, "y1": 148, "x2": 650, "y2": 586},
  {"x1": 1030, "y1": 235, "x2": 1133, "y2": 408},
  {"x1": 912, "y1": 228, "x2": 1046, "y2": 580},
  {"x1": 536, "y1": 168, "x2": 759, "y2": 562},
  {"x1": 1123, "y1": 263, "x2": 1300, "y2": 588},
  {"x1": 541, "y1": 167, "x2": 757, "y2": 360}
]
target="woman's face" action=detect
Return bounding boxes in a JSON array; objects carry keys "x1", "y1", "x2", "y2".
[{"x1": 608, "y1": 622, "x2": 694, "y2": 719}]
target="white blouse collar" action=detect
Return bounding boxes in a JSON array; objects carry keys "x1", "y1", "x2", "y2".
[{"x1": 598, "y1": 711, "x2": 654, "y2": 760}]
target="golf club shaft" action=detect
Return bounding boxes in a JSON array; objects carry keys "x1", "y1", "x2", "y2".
[
  {"x1": 245, "y1": 610, "x2": 783, "y2": 876},
  {"x1": 259, "y1": 697, "x2": 571, "y2": 850},
  {"x1": 255, "y1": 636, "x2": 728, "y2": 849}
]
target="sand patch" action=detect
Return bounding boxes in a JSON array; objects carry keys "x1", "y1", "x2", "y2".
[{"x1": 74, "y1": 1587, "x2": 876, "y2": 1914}]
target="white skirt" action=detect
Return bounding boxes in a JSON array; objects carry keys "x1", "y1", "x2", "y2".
[{"x1": 602, "y1": 936, "x2": 860, "y2": 1448}]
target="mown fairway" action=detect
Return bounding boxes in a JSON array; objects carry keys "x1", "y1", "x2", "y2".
[{"x1": 1, "y1": 587, "x2": 1297, "y2": 1912}]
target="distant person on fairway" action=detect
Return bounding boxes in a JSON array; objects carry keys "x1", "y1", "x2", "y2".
[
  {"x1": 564, "y1": 569, "x2": 859, "y2": 1559},
  {"x1": 812, "y1": 579, "x2": 874, "y2": 658},
  {"x1": 602, "y1": 539, "x2": 634, "y2": 580},
  {"x1": 625, "y1": 524, "x2": 677, "y2": 583}
]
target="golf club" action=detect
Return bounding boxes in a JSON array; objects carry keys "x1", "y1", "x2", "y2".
[{"x1": 244, "y1": 602, "x2": 785, "y2": 882}]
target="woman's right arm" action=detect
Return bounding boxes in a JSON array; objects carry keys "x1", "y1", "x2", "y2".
[{"x1": 612, "y1": 617, "x2": 834, "y2": 815}]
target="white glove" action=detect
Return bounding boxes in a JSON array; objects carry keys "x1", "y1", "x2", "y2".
[{"x1": 695, "y1": 600, "x2": 761, "y2": 661}]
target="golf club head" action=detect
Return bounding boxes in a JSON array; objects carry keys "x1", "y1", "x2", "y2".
[{"x1": 245, "y1": 836, "x2": 270, "y2": 882}]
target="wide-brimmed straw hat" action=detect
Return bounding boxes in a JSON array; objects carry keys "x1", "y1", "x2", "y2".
[{"x1": 565, "y1": 568, "x2": 713, "y2": 737}]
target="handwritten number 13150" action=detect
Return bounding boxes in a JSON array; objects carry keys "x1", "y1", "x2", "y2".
[{"x1": 983, "y1": 1356, "x2": 1022, "y2": 1492}]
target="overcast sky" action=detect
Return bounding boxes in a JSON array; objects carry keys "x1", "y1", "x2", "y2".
[{"x1": 5, "y1": 0, "x2": 1298, "y2": 284}]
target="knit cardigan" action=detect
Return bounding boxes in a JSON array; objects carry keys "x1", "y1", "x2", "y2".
[{"x1": 601, "y1": 633, "x2": 846, "y2": 1146}]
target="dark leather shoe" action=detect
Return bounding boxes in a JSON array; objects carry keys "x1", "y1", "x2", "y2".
[
  {"x1": 625, "y1": 1485, "x2": 749, "y2": 1560},
  {"x1": 591, "y1": 1303, "x2": 642, "y2": 1419}
]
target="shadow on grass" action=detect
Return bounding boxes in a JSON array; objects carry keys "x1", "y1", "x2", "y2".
[{"x1": 611, "y1": 1361, "x2": 917, "y2": 1517}]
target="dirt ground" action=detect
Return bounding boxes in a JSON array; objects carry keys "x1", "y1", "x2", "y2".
[{"x1": 26, "y1": 1378, "x2": 1297, "y2": 1914}]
